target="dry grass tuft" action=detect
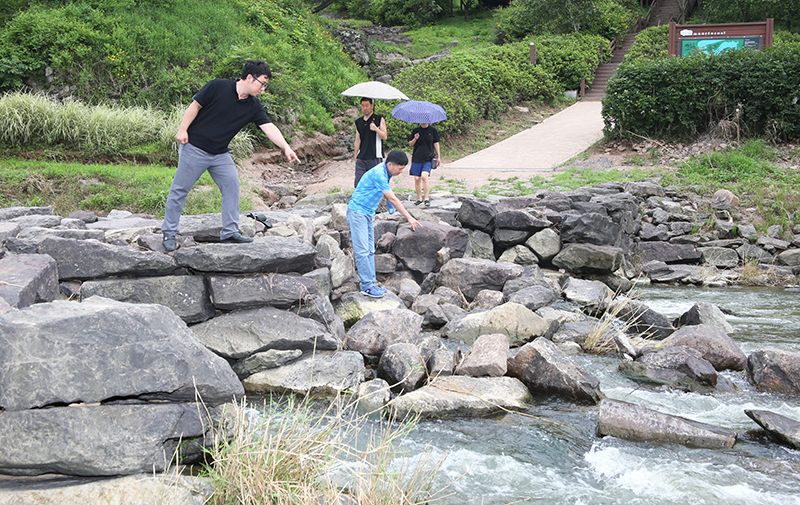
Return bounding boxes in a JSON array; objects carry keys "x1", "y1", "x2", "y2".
[{"x1": 201, "y1": 396, "x2": 451, "y2": 505}]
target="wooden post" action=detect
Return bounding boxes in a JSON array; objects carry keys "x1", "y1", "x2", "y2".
[
  {"x1": 580, "y1": 78, "x2": 585, "y2": 98},
  {"x1": 529, "y1": 43, "x2": 536, "y2": 66}
]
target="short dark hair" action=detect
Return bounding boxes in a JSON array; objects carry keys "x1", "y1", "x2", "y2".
[
  {"x1": 386, "y1": 149, "x2": 408, "y2": 166},
  {"x1": 242, "y1": 60, "x2": 272, "y2": 80},
  {"x1": 360, "y1": 97, "x2": 373, "y2": 104}
]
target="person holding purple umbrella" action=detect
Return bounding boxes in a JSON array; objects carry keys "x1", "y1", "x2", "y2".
[{"x1": 408, "y1": 123, "x2": 440, "y2": 207}]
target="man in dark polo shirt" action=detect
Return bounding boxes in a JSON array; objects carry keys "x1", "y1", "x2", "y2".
[
  {"x1": 352, "y1": 97, "x2": 387, "y2": 188},
  {"x1": 160, "y1": 60, "x2": 298, "y2": 252}
]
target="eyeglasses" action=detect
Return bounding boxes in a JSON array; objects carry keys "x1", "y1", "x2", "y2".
[{"x1": 254, "y1": 76, "x2": 269, "y2": 89}]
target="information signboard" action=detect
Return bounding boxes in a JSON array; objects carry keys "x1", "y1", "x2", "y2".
[{"x1": 668, "y1": 20, "x2": 773, "y2": 57}]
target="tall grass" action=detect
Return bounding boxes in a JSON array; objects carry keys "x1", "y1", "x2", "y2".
[
  {"x1": 202, "y1": 396, "x2": 449, "y2": 505},
  {"x1": 0, "y1": 91, "x2": 255, "y2": 162}
]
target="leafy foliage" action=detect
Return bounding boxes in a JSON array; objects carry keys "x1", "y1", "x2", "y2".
[
  {"x1": 698, "y1": 0, "x2": 800, "y2": 31},
  {"x1": 622, "y1": 25, "x2": 668, "y2": 64},
  {"x1": 334, "y1": 0, "x2": 447, "y2": 27},
  {"x1": 603, "y1": 47, "x2": 800, "y2": 142},
  {"x1": 494, "y1": 0, "x2": 637, "y2": 43},
  {"x1": 387, "y1": 42, "x2": 562, "y2": 145}
]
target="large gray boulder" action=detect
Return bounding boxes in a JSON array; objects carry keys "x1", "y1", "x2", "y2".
[
  {"x1": 0, "y1": 297, "x2": 243, "y2": 411},
  {"x1": 0, "y1": 474, "x2": 212, "y2": 505},
  {"x1": 562, "y1": 277, "x2": 614, "y2": 312},
  {"x1": 494, "y1": 207, "x2": 550, "y2": 231},
  {"x1": 699, "y1": 246, "x2": 740, "y2": 268},
  {"x1": 598, "y1": 399, "x2": 737, "y2": 448},
  {"x1": 207, "y1": 273, "x2": 318, "y2": 311},
  {"x1": 38, "y1": 236, "x2": 181, "y2": 280},
  {"x1": 437, "y1": 257, "x2": 524, "y2": 301},
  {"x1": 657, "y1": 324, "x2": 746, "y2": 371},
  {"x1": 525, "y1": 228, "x2": 561, "y2": 261},
  {"x1": 344, "y1": 308, "x2": 423, "y2": 356},
  {"x1": 676, "y1": 302, "x2": 734, "y2": 334},
  {"x1": 392, "y1": 222, "x2": 469, "y2": 274},
  {"x1": 609, "y1": 298, "x2": 675, "y2": 340},
  {"x1": 507, "y1": 337, "x2": 603, "y2": 403},
  {"x1": 442, "y1": 302, "x2": 549, "y2": 346},
  {"x1": 242, "y1": 350, "x2": 366, "y2": 396},
  {"x1": 387, "y1": 376, "x2": 530, "y2": 420},
  {"x1": 745, "y1": 409, "x2": 800, "y2": 449},
  {"x1": 160, "y1": 213, "x2": 256, "y2": 242},
  {"x1": 377, "y1": 342, "x2": 427, "y2": 393},
  {"x1": 506, "y1": 284, "x2": 558, "y2": 312},
  {"x1": 0, "y1": 205, "x2": 54, "y2": 221},
  {"x1": 173, "y1": 236, "x2": 317, "y2": 273},
  {"x1": 81, "y1": 275, "x2": 215, "y2": 323},
  {"x1": 551, "y1": 243, "x2": 624, "y2": 274},
  {"x1": 635, "y1": 242, "x2": 702, "y2": 264},
  {"x1": 560, "y1": 213, "x2": 622, "y2": 247},
  {"x1": 454, "y1": 333, "x2": 508, "y2": 377},
  {"x1": 619, "y1": 346, "x2": 718, "y2": 391},
  {"x1": 747, "y1": 348, "x2": 800, "y2": 394},
  {"x1": 190, "y1": 306, "x2": 340, "y2": 360},
  {"x1": 0, "y1": 403, "x2": 216, "y2": 476},
  {"x1": 0, "y1": 253, "x2": 58, "y2": 309},
  {"x1": 457, "y1": 197, "x2": 496, "y2": 234},
  {"x1": 334, "y1": 290, "x2": 406, "y2": 327}
]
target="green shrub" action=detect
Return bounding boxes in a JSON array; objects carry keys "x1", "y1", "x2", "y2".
[
  {"x1": 494, "y1": 0, "x2": 637, "y2": 44},
  {"x1": 603, "y1": 47, "x2": 800, "y2": 142},
  {"x1": 623, "y1": 25, "x2": 668, "y2": 64},
  {"x1": 530, "y1": 33, "x2": 611, "y2": 89},
  {"x1": 388, "y1": 43, "x2": 561, "y2": 143},
  {"x1": 335, "y1": 0, "x2": 447, "y2": 26}
]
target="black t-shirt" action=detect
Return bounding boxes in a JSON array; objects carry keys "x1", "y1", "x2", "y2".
[
  {"x1": 409, "y1": 125, "x2": 439, "y2": 163},
  {"x1": 355, "y1": 114, "x2": 385, "y2": 160},
  {"x1": 188, "y1": 79, "x2": 271, "y2": 154}
]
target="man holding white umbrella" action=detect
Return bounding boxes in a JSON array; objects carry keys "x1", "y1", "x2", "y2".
[{"x1": 353, "y1": 97, "x2": 387, "y2": 188}]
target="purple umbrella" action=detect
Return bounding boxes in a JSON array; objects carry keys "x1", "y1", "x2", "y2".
[{"x1": 391, "y1": 100, "x2": 447, "y2": 124}]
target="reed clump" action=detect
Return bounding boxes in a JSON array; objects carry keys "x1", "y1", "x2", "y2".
[{"x1": 201, "y1": 396, "x2": 450, "y2": 505}]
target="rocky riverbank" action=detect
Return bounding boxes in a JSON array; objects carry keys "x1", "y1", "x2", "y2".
[{"x1": 2, "y1": 177, "x2": 800, "y2": 500}]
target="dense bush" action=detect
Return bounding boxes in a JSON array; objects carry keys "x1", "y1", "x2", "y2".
[
  {"x1": 0, "y1": 0, "x2": 364, "y2": 139},
  {"x1": 386, "y1": 42, "x2": 561, "y2": 145},
  {"x1": 603, "y1": 47, "x2": 800, "y2": 142},
  {"x1": 622, "y1": 25, "x2": 668, "y2": 64},
  {"x1": 494, "y1": 0, "x2": 637, "y2": 44},
  {"x1": 333, "y1": 0, "x2": 447, "y2": 27},
  {"x1": 531, "y1": 33, "x2": 611, "y2": 89},
  {"x1": 697, "y1": 0, "x2": 800, "y2": 31}
]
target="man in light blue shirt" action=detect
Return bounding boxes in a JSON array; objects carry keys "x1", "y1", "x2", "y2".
[{"x1": 347, "y1": 150, "x2": 421, "y2": 298}]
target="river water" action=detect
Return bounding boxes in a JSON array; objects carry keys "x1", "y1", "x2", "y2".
[
  {"x1": 398, "y1": 285, "x2": 800, "y2": 505},
  {"x1": 252, "y1": 285, "x2": 800, "y2": 504}
]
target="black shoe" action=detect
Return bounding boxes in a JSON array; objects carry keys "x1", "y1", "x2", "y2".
[
  {"x1": 414, "y1": 200, "x2": 423, "y2": 206},
  {"x1": 162, "y1": 234, "x2": 177, "y2": 252},
  {"x1": 246, "y1": 212, "x2": 272, "y2": 228},
  {"x1": 220, "y1": 232, "x2": 254, "y2": 244},
  {"x1": 424, "y1": 200, "x2": 430, "y2": 207}
]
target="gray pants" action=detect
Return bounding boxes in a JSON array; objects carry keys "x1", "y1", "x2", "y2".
[{"x1": 161, "y1": 143, "x2": 241, "y2": 240}]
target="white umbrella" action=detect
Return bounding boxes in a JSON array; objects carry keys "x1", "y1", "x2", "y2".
[{"x1": 341, "y1": 81, "x2": 409, "y2": 101}]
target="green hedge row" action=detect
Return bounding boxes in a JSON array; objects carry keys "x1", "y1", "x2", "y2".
[{"x1": 603, "y1": 47, "x2": 800, "y2": 142}]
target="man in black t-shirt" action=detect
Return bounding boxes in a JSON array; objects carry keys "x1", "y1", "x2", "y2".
[
  {"x1": 353, "y1": 97, "x2": 387, "y2": 187},
  {"x1": 161, "y1": 60, "x2": 298, "y2": 252}
]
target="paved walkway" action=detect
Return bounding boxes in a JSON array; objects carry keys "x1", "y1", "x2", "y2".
[{"x1": 445, "y1": 101, "x2": 605, "y2": 171}]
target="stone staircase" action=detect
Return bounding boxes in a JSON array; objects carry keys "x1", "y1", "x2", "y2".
[
  {"x1": 582, "y1": 35, "x2": 636, "y2": 102},
  {"x1": 581, "y1": 0, "x2": 684, "y2": 102},
  {"x1": 647, "y1": 0, "x2": 684, "y2": 28}
]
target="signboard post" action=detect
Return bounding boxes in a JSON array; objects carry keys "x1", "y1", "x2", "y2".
[{"x1": 668, "y1": 19, "x2": 774, "y2": 57}]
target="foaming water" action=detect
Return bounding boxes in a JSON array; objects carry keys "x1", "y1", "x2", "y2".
[{"x1": 251, "y1": 286, "x2": 800, "y2": 504}]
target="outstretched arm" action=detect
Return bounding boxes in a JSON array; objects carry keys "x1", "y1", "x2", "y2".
[
  {"x1": 383, "y1": 190, "x2": 421, "y2": 230},
  {"x1": 259, "y1": 122, "x2": 299, "y2": 162}
]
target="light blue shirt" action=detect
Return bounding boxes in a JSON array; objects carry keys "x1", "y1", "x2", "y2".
[{"x1": 348, "y1": 162, "x2": 392, "y2": 216}]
